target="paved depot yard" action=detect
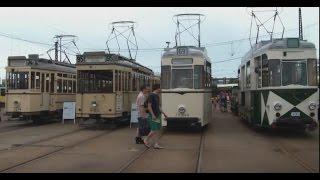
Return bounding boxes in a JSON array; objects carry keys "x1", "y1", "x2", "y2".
[{"x1": 0, "y1": 107, "x2": 318, "y2": 173}]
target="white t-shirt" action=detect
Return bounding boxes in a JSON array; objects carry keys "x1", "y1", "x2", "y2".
[{"x1": 136, "y1": 91, "x2": 147, "y2": 118}]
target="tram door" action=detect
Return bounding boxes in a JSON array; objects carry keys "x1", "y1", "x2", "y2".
[
  {"x1": 251, "y1": 91, "x2": 261, "y2": 125},
  {"x1": 41, "y1": 73, "x2": 50, "y2": 110}
]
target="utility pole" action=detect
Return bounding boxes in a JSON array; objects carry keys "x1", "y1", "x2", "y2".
[{"x1": 299, "y1": 7, "x2": 303, "y2": 40}]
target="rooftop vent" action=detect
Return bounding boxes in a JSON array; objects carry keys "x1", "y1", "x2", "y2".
[{"x1": 28, "y1": 54, "x2": 39, "y2": 59}]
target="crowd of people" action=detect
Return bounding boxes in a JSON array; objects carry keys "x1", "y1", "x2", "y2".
[{"x1": 212, "y1": 90, "x2": 231, "y2": 112}]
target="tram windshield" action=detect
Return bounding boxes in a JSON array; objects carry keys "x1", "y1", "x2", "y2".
[
  {"x1": 172, "y1": 69, "x2": 193, "y2": 89},
  {"x1": 7, "y1": 71, "x2": 29, "y2": 89},
  {"x1": 282, "y1": 60, "x2": 307, "y2": 86},
  {"x1": 77, "y1": 70, "x2": 113, "y2": 93}
]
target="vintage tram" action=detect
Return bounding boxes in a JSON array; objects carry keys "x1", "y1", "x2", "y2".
[
  {"x1": 75, "y1": 51, "x2": 158, "y2": 123},
  {"x1": 237, "y1": 38, "x2": 319, "y2": 131},
  {"x1": 161, "y1": 46, "x2": 212, "y2": 129},
  {"x1": 5, "y1": 54, "x2": 76, "y2": 123}
]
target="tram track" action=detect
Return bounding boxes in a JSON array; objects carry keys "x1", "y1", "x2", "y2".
[
  {"x1": 0, "y1": 124, "x2": 124, "y2": 173},
  {"x1": 117, "y1": 127, "x2": 206, "y2": 173},
  {"x1": 272, "y1": 138, "x2": 318, "y2": 173}
]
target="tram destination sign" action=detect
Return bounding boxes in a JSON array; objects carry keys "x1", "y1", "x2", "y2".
[{"x1": 177, "y1": 47, "x2": 188, "y2": 56}]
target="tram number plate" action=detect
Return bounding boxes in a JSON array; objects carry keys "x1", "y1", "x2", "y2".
[{"x1": 291, "y1": 112, "x2": 300, "y2": 117}]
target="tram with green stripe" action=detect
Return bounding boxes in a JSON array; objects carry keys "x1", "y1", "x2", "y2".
[{"x1": 236, "y1": 38, "x2": 319, "y2": 131}]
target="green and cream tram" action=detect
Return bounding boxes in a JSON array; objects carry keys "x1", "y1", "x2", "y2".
[
  {"x1": 75, "y1": 51, "x2": 158, "y2": 123},
  {"x1": 161, "y1": 46, "x2": 212, "y2": 129},
  {"x1": 237, "y1": 38, "x2": 319, "y2": 131}
]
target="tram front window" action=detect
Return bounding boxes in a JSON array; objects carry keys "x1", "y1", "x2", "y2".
[
  {"x1": 172, "y1": 69, "x2": 193, "y2": 89},
  {"x1": 7, "y1": 71, "x2": 29, "y2": 89},
  {"x1": 78, "y1": 70, "x2": 113, "y2": 93},
  {"x1": 282, "y1": 60, "x2": 307, "y2": 86}
]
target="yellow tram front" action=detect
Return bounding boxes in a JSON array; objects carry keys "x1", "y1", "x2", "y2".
[
  {"x1": 161, "y1": 46, "x2": 212, "y2": 129},
  {"x1": 76, "y1": 52, "x2": 155, "y2": 122},
  {"x1": 5, "y1": 55, "x2": 76, "y2": 120}
]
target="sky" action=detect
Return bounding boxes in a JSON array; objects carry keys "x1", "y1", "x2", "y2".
[{"x1": 0, "y1": 7, "x2": 318, "y2": 80}]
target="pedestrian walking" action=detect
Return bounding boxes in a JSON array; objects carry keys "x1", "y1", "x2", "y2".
[
  {"x1": 135, "y1": 84, "x2": 150, "y2": 144},
  {"x1": 143, "y1": 84, "x2": 168, "y2": 149}
]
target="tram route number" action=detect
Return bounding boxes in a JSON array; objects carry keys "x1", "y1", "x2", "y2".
[{"x1": 291, "y1": 112, "x2": 300, "y2": 117}]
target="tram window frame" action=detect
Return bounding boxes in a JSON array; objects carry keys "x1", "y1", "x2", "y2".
[
  {"x1": 68, "y1": 80, "x2": 72, "y2": 93},
  {"x1": 128, "y1": 73, "x2": 131, "y2": 91},
  {"x1": 246, "y1": 61, "x2": 251, "y2": 88},
  {"x1": 161, "y1": 66, "x2": 171, "y2": 89},
  {"x1": 31, "y1": 71, "x2": 35, "y2": 89},
  {"x1": 63, "y1": 80, "x2": 67, "y2": 93},
  {"x1": 0, "y1": 88, "x2": 5, "y2": 96},
  {"x1": 77, "y1": 70, "x2": 113, "y2": 93},
  {"x1": 57, "y1": 73, "x2": 62, "y2": 77},
  {"x1": 57, "y1": 79, "x2": 62, "y2": 93},
  {"x1": 50, "y1": 73, "x2": 54, "y2": 93},
  {"x1": 261, "y1": 54, "x2": 269, "y2": 87},
  {"x1": 35, "y1": 72, "x2": 40, "y2": 89},
  {"x1": 8, "y1": 71, "x2": 29, "y2": 89},
  {"x1": 307, "y1": 59, "x2": 318, "y2": 86},
  {"x1": 45, "y1": 73, "x2": 50, "y2": 92},
  {"x1": 73, "y1": 80, "x2": 76, "y2": 93},
  {"x1": 194, "y1": 65, "x2": 204, "y2": 89},
  {"x1": 41, "y1": 73, "x2": 45, "y2": 92},
  {"x1": 63, "y1": 74, "x2": 67, "y2": 78},
  {"x1": 115, "y1": 70, "x2": 118, "y2": 91},
  {"x1": 268, "y1": 59, "x2": 281, "y2": 87}
]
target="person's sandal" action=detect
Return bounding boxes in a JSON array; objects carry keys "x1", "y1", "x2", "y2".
[
  {"x1": 153, "y1": 144, "x2": 164, "y2": 149},
  {"x1": 143, "y1": 140, "x2": 150, "y2": 148}
]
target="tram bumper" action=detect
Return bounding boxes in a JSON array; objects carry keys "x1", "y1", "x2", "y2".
[
  {"x1": 271, "y1": 117, "x2": 318, "y2": 131},
  {"x1": 165, "y1": 117, "x2": 201, "y2": 128}
]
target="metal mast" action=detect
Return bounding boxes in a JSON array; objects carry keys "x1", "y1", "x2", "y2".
[
  {"x1": 173, "y1": 13, "x2": 205, "y2": 47},
  {"x1": 105, "y1": 21, "x2": 138, "y2": 60},
  {"x1": 47, "y1": 34, "x2": 80, "y2": 64},
  {"x1": 299, "y1": 7, "x2": 303, "y2": 40}
]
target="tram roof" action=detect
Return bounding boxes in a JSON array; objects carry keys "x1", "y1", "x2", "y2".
[
  {"x1": 162, "y1": 46, "x2": 211, "y2": 63},
  {"x1": 241, "y1": 38, "x2": 316, "y2": 65},
  {"x1": 77, "y1": 51, "x2": 154, "y2": 75},
  {"x1": 7, "y1": 55, "x2": 76, "y2": 73}
]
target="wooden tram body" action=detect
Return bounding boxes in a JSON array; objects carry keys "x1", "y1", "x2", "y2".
[
  {"x1": 5, "y1": 54, "x2": 76, "y2": 122},
  {"x1": 75, "y1": 52, "x2": 158, "y2": 122}
]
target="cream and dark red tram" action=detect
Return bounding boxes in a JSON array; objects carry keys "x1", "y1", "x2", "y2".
[
  {"x1": 75, "y1": 51, "x2": 158, "y2": 123},
  {"x1": 161, "y1": 46, "x2": 212, "y2": 129},
  {"x1": 5, "y1": 54, "x2": 76, "y2": 123},
  {"x1": 236, "y1": 38, "x2": 319, "y2": 131}
]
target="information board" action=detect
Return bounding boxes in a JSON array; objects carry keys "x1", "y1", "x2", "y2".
[
  {"x1": 62, "y1": 102, "x2": 76, "y2": 124},
  {"x1": 130, "y1": 103, "x2": 138, "y2": 128}
]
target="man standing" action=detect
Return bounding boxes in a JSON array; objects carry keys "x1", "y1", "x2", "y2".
[
  {"x1": 135, "y1": 84, "x2": 150, "y2": 144},
  {"x1": 143, "y1": 84, "x2": 168, "y2": 149}
]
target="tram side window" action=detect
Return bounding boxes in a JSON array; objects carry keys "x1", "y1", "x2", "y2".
[
  {"x1": 50, "y1": 73, "x2": 54, "y2": 93},
  {"x1": 161, "y1": 66, "x2": 171, "y2": 89},
  {"x1": 115, "y1": 70, "x2": 118, "y2": 91},
  {"x1": 45, "y1": 74, "x2": 50, "y2": 92},
  {"x1": 8, "y1": 72, "x2": 29, "y2": 89},
  {"x1": 41, "y1": 73, "x2": 45, "y2": 92},
  {"x1": 308, "y1": 59, "x2": 318, "y2": 86},
  {"x1": 246, "y1": 61, "x2": 250, "y2": 88},
  {"x1": 262, "y1": 54, "x2": 268, "y2": 87},
  {"x1": 77, "y1": 70, "x2": 113, "y2": 93},
  {"x1": 194, "y1": 65, "x2": 204, "y2": 89},
  {"x1": 63, "y1": 80, "x2": 67, "y2": 93},
  {"x1": 68, "y1": 80, "x2": 72, "y2": 93},
  {"x1": 132, "y1": 73, "x2": 136, "y2": 91},
  {"x1": 36, "y1": 72, "x2": 40, "y2": 89},
  {"x1": 57, "y1": 79, "x2": 62, "y2": 93},
  {"x1": 268, "y1": 59, "x2": 281, "y2": 86},
  {"x1": 31, "y1": 72, "x2": 35, "y2": 89},
  {"x1": 73, "y1": 80, "x2": 76, "y2": 93},
  {"x1": 128, "y1": 73, "x2": 131, "y2": 91}
]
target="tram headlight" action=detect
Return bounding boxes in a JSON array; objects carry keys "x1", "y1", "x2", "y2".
[
  {"x1": 178, "y1": 106, "x2": 186, "y2": 114},
  {"x1": 274, "y1": 103, "x2": 282, "y2": 111},
  {"x1": 91, "y1": 101, "x2": 97, "y2": 107},
  {"x1": 309, "y1": 102, "x2": 316, "y2": 110}
]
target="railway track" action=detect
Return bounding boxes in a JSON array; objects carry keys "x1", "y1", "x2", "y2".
[
  {"x1": 0, "y1": 124, "x2": 124, "y2": 173},
  {"x1": 116, "y1": 128, "x2": 206, "y2": 173}
]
